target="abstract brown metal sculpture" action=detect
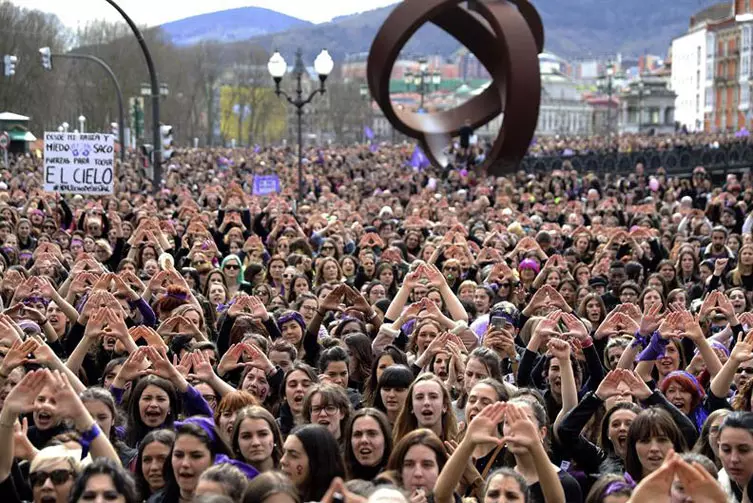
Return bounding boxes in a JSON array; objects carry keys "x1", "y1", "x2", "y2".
[{"x1": 367, "y1": 0, "x2": 544, "y2": 176}]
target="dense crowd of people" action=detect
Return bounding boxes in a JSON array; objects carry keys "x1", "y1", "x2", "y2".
[
  {"x1": 0, "y1": 135, "x2": 753, "y2": 503},
  {"x1": 526, "y1": 132, "x2": 750, "y2": 156}
]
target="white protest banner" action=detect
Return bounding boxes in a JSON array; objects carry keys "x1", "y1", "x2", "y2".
[{"x1": 43, "y1": 132, "x2": 115, "y2": 194}]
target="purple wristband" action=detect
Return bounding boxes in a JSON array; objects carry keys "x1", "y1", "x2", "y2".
[
  {"x1": 630, "y1": 330, "x2": 648, "y2": 349},
  {"x1": 637, "y1": 331, "x2": 668, "y2": 362}
]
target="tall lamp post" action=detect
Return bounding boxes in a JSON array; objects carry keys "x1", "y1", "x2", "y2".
[
  {"x1": 268, "y1": 48, "x2": 334, "y2": 204},
  {"x1": 404, "y1": 57, "x2": 441, "y2": 111},
  {"x1": 103, "y1": 0, "x2": 161, "y2": 193}
]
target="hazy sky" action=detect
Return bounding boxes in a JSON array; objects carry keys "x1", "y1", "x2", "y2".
[{"x1": 14, "y1": 0, "x2": 398, "y2": 27}]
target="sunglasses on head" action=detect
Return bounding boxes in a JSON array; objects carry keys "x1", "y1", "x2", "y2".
[{"x1": 30, "y1": 469, "x2": 74, "y2": 487}]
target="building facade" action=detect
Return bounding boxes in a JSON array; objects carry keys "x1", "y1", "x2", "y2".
[
  {"x1": 671, "y1": 27, "x2": 708, "y2": 131},
  {"x1": 535, "y1": 56, "x2": 592, "y2": 136},
  {"x1": 736, "y1": 1, "x2": 753, "y2": 127},
  {"x1": 708, "y1": 19, "x2": 740, "y2": 130},
  {"x1": 620, "y1": 76, "x2": 677, "y2": 134}
]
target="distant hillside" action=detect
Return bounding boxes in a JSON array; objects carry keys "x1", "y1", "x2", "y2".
[
  {"x1": 242, "y1": 0, "x2": 722, "y2": 61},
  {"x1": 160, "y1": 7, "x2": 313, "y2": 46}
]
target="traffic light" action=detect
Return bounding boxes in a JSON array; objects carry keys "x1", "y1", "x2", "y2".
[
  {"x1": 39, "y1": 47, "x2": 52, "y2": 71},
  {"x1": 4, "y1": 55, "x2": 18, "y2": 77},
  {"x1": 160, "y1": 124, "x2": 174, "y2": 160}
]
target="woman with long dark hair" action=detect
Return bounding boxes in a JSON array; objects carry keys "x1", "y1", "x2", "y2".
[
  {"x1": 343, "y1": 333, "x2": 374, "y2": 393},
  {"x1": 280, "y1": 424, "x2": 345, "y2": 502},
  {"x1": 373, "y1": 365, "x2": 413, "y2": 426},
  {"x1": 343, "y1": 408, "x2": 392, "y2": 481},
  {"x1": 152, "y1": 418, "x2": 256, "y2": 503},
  {"x1": 362, "y1": 347, "x2": 408, "y2": 407},
  {"x1": 133, "y1": 429, "x2": 175, "y2": 500},
  {"x1": 69, "y1": 458, "x2": 139, "y2": 503}
]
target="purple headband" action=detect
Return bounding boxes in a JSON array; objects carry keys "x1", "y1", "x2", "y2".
[
  {"x1": 604, "y1": 474, "x2": 635, "y2": 497},
  {"x1": 694, "y1": 341, "x2": 730, "y2": 358},
  {"x1": 23, "y1": 296, "x2": 50, "y2": 307},
  {"x1": 167, "y1": 291, "x2": 189, "y2": 301},
  {"x1": 519, "y1": 258, "x2": 540, "y2": 274},
  {"x1": 175, "y1": 417, "x2": 259, "y2": 480},
  {"x1": 663, "y1": 370, "x2": 705, "y2": 398},
  {"x1": 661, "y1": 369, "x2": 711, "y2": 430},
  {"x1": 17, "y1": 320, "x2": 41, "y2": 333},
  {"x1": 71, "y1": 238, "x2": 83, "y2": 246},
  {"x1": 278, "y1": 311, "x2": 306, "y2": 330}
]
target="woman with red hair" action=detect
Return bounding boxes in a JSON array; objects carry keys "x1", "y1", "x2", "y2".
[{"x1": 660, "y1": 370, "x2": 728, "y2": 433}]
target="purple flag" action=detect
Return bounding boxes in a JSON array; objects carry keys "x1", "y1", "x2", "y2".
[
  {"x1": 369, "y1": 143, "x2": 379, "y2": 153},
  {"x1": 254, "y1": 144, "x2": 261, "y2": 153},
  {"x1": 364, "y1": 126, "x2": 374, "y2": 140},
  {"x1": 408, "y1": 145, "x2": 431, "y2": 171}
]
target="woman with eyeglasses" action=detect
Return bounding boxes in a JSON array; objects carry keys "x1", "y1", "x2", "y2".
[
  {"x1": 252, "y1": 283, "x2": 273, "y2": 306},
  {"x1": 318, "y1": 239, "x2": 338, "y2": 259},
  {"x1": 281, "y1": 266, "x2": 297, "y2": 297},
  {"x1": 302, "y1": 384, "x2": 352, "y2": 447},
  {"x1": 221, "y1": 254, "x2": 248, "y2": 297},
  {"x1": 26, "y1": 445, "x2": 83, "y2": 503},
  {"x1": 0, "y1": 369, "x2": 121, "y2": 503},
  {"x1": 293, "y1": 293, "x2": 319, "y2": 327}
]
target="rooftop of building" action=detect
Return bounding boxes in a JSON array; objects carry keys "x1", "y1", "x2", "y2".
[
  {"x1": 690, "y1": 2, "x2": 733, "y2": 28},
  {"x1": 689, "y1": 2, "x2": 734, "y2": 31}
]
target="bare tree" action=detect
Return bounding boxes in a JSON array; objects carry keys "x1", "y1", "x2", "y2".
[{"x1": 326, "y1": 78, "x2": 369, "y2": 143}]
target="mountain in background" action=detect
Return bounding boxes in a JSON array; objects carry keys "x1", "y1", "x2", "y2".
[
  {"x1": 239, "y1": 0, "x2": 717, "y2": 62},
  {"x1": 160, "y1": 7, "x2": 312, "y2": 46}
]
